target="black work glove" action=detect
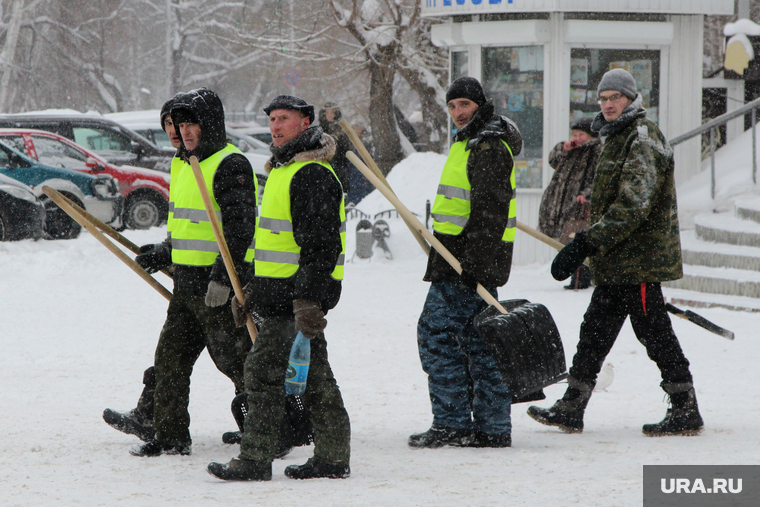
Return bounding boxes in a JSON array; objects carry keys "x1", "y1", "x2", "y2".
[
  {"x1": 135, "y1": 242, "x2": 171, "y2": 274},
  {"x1": 551, "y1": 230, "x2": 597, "y2": 281},
  {"x1": 293, "y1": 299, "x2": 327, "y2": 339},
  {"x1": 459, "y1": 270, "x2": 479, "y2": 292},
  {"x1": 231, "y1": 282, "x2": 255, "y2": 328}
]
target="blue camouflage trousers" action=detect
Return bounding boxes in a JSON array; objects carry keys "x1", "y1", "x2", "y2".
[{"x1": 417, "y1": 279, "x2": 512, "y2": 435}]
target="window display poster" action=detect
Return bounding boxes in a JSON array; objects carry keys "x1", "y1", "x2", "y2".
[
  {"x1": 630, "y1": 60, "x2": 653, "y2": 91},
  {"x1": 570, "y1": 88, "x2": 587, "y2": 104},
  {"x1": 570, "y1": 58, "x2": 588, "y2": 86},
  {"x1": 609, "y1": 61, "x2": 631, "y2": 72}
]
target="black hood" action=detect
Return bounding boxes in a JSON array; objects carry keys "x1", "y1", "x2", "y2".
[
  {"x1": 171, "y1": 88, "x2": 227, "y2": 162},
  {"x1": 454, "y1": 101, "x2": 523, "y2": 157},
  {"x1": 160, "y1": 93, "x2": 183, "y2": 132}
]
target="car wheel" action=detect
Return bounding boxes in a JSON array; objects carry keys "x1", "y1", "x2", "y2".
[
  {"x1": 125, "y1": 191, "x2": 168, "y2": 229},
  {"x1": 42, "y1": 193, "x2": 82, "y2": 240}
]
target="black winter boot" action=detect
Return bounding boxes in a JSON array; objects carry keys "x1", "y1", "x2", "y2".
[
  {"x1": 129, "y1": 439, "x2": 191, "y2": 457},
  {"x1": 102, "y1": 408, "x2": 155, "y2": 442},
  {"x1": 103, "y1": 367, "x2": 156, "y2": 442},
  {"x1": 468, "y1": 431, "x2": 511, "y2": 448},
  {"x1": 284, "y1": 457, "x2": 350, "y2": 479},
  {"x1": 408, "y1": 425, "x2": 473, "y2": 448},
  {"x1": 527, "y1": 377, "x2": 594, "y2": 433},
  {"x1": 207, "y1": 458, "x2": 272, "y2": 481},
  {"x1": 643, "y1": 382, "x2": 704, "y2": 436},
  {"x1": 222, "y1": 393, "x2": 248, "y2": 445}
]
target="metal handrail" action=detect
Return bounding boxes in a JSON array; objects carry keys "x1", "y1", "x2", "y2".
[{"x1": 669, "y1": 95, "x2": 760, "y2": 198}]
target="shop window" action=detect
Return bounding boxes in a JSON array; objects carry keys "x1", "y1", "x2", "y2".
[
  {"x1": 451, "y1": 50, "x2": 469, "y2": 81},
  {"x1": 482, "y1": 46, "x2": 544, "y2": 189},
  {"x1": 570, "y1": 48, "x2": 660, "y2": 125}
]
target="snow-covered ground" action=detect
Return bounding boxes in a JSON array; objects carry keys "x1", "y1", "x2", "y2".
[{"x1": 2, "y1": 154, "x2": 758, "y2": 506}]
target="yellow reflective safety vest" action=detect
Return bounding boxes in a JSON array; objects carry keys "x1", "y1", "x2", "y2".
[
  {"x1": 255, "y1": 160, "x2": 346, "y2": 280},
  {"x1": 431, "y1": 139, "x2": 516, "y2": 243},
  {"x1": 167, "y1": 144, "x2": 258, "y2": 266}
]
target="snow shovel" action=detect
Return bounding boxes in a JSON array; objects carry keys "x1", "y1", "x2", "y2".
[
  {"x1": 346, "y1": 151, "x2": 568, "y2": 401},
  {"x1": 42, "y1": 186, "x2": 172, "y2": 301},
  {"x1": 188, "y1": 156, "x2": 257, "y2": 345}
]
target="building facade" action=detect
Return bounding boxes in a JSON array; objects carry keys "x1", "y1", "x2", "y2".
[{"x1": 424, "y1": 0, "x2": 734, "y2": 263}]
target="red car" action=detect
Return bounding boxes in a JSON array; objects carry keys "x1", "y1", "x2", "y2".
[{"x1": 0, "y1": 128, "x2": 171, "y2": 229}]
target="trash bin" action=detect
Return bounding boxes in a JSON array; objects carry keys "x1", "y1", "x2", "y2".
[{"x1": 354, "y1": 219, "x2": 374, "y2": 259}]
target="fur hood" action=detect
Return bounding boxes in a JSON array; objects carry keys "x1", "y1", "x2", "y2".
[{"x1": 265, "y1": 127, "x2": 336, "y2": 173}]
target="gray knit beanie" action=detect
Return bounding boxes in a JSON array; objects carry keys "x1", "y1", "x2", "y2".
[{"x1": 597, "y1": 69, "x2": 637, "y2": 100}]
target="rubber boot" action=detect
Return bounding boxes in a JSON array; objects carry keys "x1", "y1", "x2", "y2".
[
  {"x1": 643, "y1": 382, "x2": 704, "y2": 436},
  {"x1": 527, "y1": 377, "x2": 594, "y2": 433}
]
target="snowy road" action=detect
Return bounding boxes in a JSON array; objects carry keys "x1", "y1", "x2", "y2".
[{"x1": 1, "y1": 220, "x2": 757, "y2": 506}]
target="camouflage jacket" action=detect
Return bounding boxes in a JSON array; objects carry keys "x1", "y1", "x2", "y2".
[{"x1": 586, "y1": 109, "x2": 683, "y2": 285}]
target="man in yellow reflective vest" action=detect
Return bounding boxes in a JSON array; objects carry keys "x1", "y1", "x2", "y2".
[
  {"x1": 128, "y1": 88, "x2": 258, "y2": 457},
  {"x1": 208, "y1": 95, "x2": 350, "y2": 481},
  {"x1": 409, "y1": 77, "x2": 523, "y2": 449}
]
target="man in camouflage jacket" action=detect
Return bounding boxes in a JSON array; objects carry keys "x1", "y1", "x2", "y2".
[{"x1": 528, "y1": 69, "x2": 704, "y2": 437}]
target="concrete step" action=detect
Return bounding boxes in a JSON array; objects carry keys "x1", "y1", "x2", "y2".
[
  {"x1": 680, "y1": 229, "x2": 760, "y2": 271},
  {"x1": 694, "y1": 212, "x2": 760, "y2": 247},
  {"x1": 662, "y1": 286, "x2": 760, "y2": 313},
  {"x1": 663, "y1": 264, "x2": 760, "y2": 298},
  {"x1": 735, "y1": 196, "x2": 760, "y2": 225}
]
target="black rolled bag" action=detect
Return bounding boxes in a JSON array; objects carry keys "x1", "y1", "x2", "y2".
[{"x1": 474, "y1": 299, "x2": 567, "y2": 403}]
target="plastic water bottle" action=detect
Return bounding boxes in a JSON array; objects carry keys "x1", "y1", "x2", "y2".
[{"x1": 285, "y1": 331, "x2": 310, "y2": 395}]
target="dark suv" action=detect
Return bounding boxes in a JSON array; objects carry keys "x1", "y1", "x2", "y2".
[{"x1": 0, "y1": 114, "x2": 174, "y2": 173}]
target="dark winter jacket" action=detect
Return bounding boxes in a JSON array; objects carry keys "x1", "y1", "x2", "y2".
[
  {"x1": 585, "y1": 96, "x2": 683, "y2": 285},
  {"x1": 318, "y1": 110, "x2": 351, "y2": 194},
  {"x1": 423, "y1": 102, "x2": 522, "y2": 288},
  {"x1": 169, "y1": 88, "x2": 258, "y2": 294},
  {"x1": 538, "y1": 139, "x2": 601, "y2": 239},
  {"x1": 245, "y1": 127, "x2": 344, "y2": 317}
]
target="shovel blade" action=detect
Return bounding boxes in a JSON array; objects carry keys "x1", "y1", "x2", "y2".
[{"x1": 475, "y1": 300, "x2": 567, "y2": 402}]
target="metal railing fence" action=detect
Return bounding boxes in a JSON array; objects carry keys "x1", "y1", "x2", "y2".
[{"x1": 670, "y1": 96, "x2": 760, "y2": 199}]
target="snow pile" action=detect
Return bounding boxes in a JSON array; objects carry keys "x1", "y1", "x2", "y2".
[
  {"x1": 354, "y1": 151, "x2": 446, "y2": 217},
  {"x1": 677, "y1": 125, "x2": 760, "y2": 228}
]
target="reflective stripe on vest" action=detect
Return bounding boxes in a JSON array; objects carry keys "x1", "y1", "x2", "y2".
[
  {"x1": 432, "y1": 139, "x2": 516, "y2": 243},
  {"x1": 255, "y1": 160, "x2": 346, "y2": 280},
  {"x1": 168, "y1": 144, "x2": 258, "y2": 266}
]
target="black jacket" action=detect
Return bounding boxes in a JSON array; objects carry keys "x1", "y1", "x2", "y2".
[
  {"x1": 423, "y1": 102, "x2": 522, "y2": 288},
  {"x1": 246, "y1": 127, "x2": 343, "y2": 317},
  {"x1": 170, "y1": 88, "x2": 257, "y2": 294}
]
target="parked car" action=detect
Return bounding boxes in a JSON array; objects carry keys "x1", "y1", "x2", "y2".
[
  {"x1": 105, "y1": 109, "x2": 271, "y2": 175},
  {"x1": 231, "y1": 124, "x2": 273, "y2": 146},
  {"x1": 0, "y1": 173, "x2": 45, "y2": 241},
  {"x1": 0, "y1": 112, "x2": 175, "y2": 173},
  {"x1": 0, "y1": 128, "x2": 171, "y2": 229},
  {"x1": 105, "y1": 110, "x2": 270, "y2": 202},
  {"x1": 0, "y1": 139, "x2": 122, "y2": 239}
]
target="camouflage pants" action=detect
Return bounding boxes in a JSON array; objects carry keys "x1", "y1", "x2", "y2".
[
  {"x1": 239, "y1": 315, "x2": 350, "y2": 465},
  {"x1": 153, "y1": 291, "x2": 250, "y2": 447},
  {"x1": 570, "y1": 283, "x2": 693, "y2": 386},
  {"x1": 417, "y1": 280, "x2": 512, "y2": 435}
]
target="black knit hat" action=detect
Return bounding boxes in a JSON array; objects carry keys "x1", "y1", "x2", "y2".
[
  {"x1": 570, "y1": 117, "x2": 598, "y2": 137},
  {"x1": 263, "y1": 95, "x2": 315, "y2": 124},
  {"x1": 446, "y1": 77, "x2": 487, "y2": 106},
  {"x1": 160, "y1": 94, "x2": 182, "y2": 132},
  {"x1": 170, "y1": 107, "x2": 198, "y2": 126}
]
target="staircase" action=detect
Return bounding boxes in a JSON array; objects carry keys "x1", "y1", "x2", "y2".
[{"x1": 664, "y1": 197, "x2": 760, "y2": 311}]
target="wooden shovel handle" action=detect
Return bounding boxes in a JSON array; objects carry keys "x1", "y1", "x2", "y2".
[
  {"x1": 54, "y1": 191, "x2": 173, "y2": 278},
  {"x1": 42, "y1": 186, "x2": 172, "y2": 301},
  {"x1": 346, "y1": 151, "x2": 508, "y2": 315},
  {"x1": 188, "y1": 156, "x2": 257, "y2": 344},
  {"x1": 339, "y1": 118, "x2": 431, "y2": 256}
]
